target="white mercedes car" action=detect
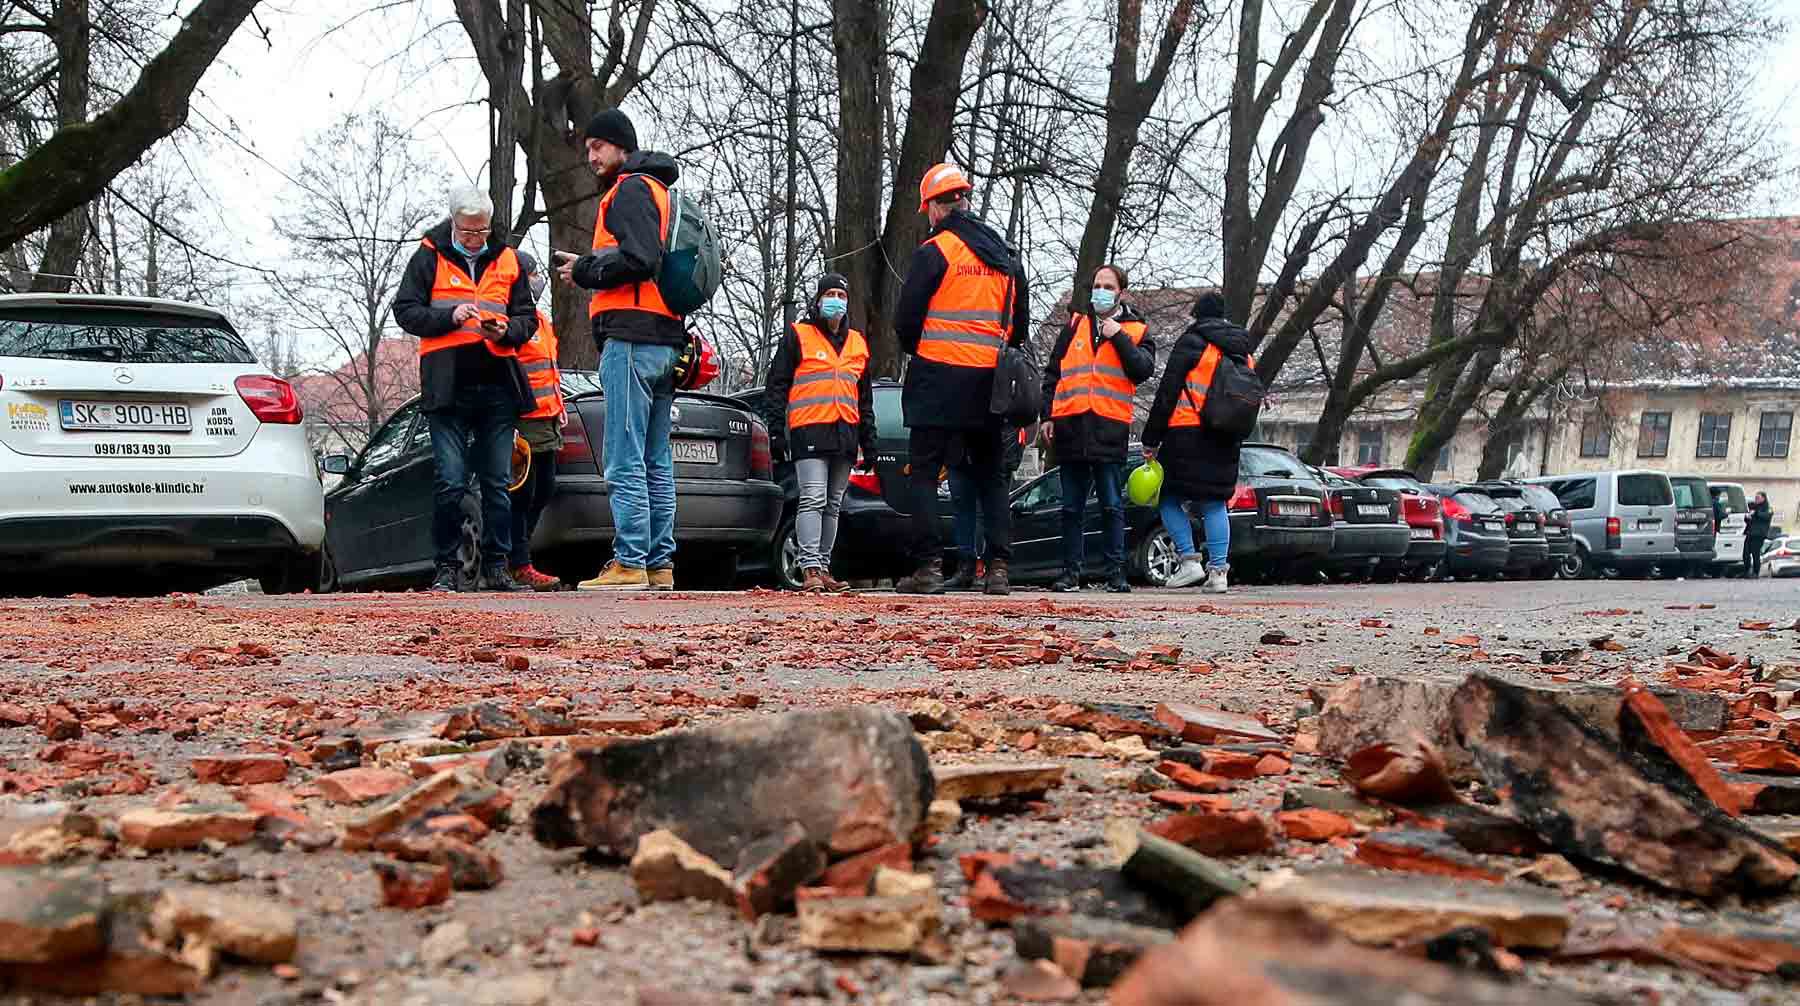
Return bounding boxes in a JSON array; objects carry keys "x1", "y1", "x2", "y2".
[{"x1": 0, "y1": 294, "x2": 325, "y2": 595}]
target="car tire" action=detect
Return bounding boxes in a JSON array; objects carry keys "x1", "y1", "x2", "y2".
[
  {"x1": 317, "y1": 545, "x2": 340, "y2": 594},
  {"x1": 772, "y1": 513, "x2": 805, "y2": 591},
  {"x1": 1561, "y1": 546, "x2": 1595, "y2": 580},
  {"x1": 456, "y1": 501, "x2": 482, "y2": 590},
  {"x1": 259, "y1": 551, "x2": 323, "y2": 596},
  {"x1": 1132, "y1": 528, "x2": 1179, "y2": 587},
  {"x1": 679, "y1": 551, "x2": 739, "y2": 590}
]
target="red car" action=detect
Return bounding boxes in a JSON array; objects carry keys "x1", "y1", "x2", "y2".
[{"x1": 1330, "y1": 466, "x2": 1447, "y2": 580}]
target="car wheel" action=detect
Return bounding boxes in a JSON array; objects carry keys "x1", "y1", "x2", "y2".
[
  {"x1": 773, "y1": 514, "x2": 805, "y2": 591},
  {"x1": 1132, "y1": 528, "x2": 1178, "y2": 587},
  {"x1": 457, "y1": 508, "x2": 482, "y2": 590},
  {"x1": 259, "y1": 551, "x2": 323, "y2": 595},
  {"x1": 1560, "y1": 548, "x2": 1592, "y2": 580},
  {"x1": 317, "y1": 544, "x2": 340, "y2": 594}
]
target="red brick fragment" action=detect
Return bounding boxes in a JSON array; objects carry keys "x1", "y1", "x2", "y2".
[
  {"x1": 1342, "y1": 740, "x2": 1458, "y2": 805},
  {"x1": 1619, "y1": 681, "x2": 1743, "y2": 815},
  {"x1": 1148, "y1": 790, "x2": 1232, "y2": 813},
  {"x1": 1155, "y1": 761, "x2": 1235, "y2": 793},
  {"x1": 1146, "y1": 811, "x2": 1272, "y2": 856},
  {"x1": 821, "y1": 842, "x2": 912, "y2": 893},
  {"x1": 41, "y1": 705, "x2": 81, "y2": 741},
  {"x1": 317, "y1": 767, "x2": 413, "y2": 804},
  {"x1": 374, "y1": 861, "x2": 452, "y2": 908},
  {"x1": 190, "y1": 754, "x2": 287, "y2": 786},
  {"x1": 1277, "y1": 809, "x2": 1358, "y2": 842}
]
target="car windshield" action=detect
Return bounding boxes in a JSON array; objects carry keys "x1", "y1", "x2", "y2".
[
  {"x1": 0, "y1": 309, "x2": 255, "y2": 364},
  {"x1": 1241, "y1": 446, "x2": 1315, "y2": 481},
  {"x1": 1670, "y1": 477, "x2": 1710, "y2": 509},
  {"x1": 560, "y1": 370, "x2": 603, "y2": 396}
]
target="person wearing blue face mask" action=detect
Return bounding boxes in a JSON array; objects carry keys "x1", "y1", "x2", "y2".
[{"x1": 760, "y1": 273, "x2": 876, "y2": 592}]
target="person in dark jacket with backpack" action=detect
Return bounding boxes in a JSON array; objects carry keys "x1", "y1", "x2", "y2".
[
  {"x1": 1039, "y1": 264, "x2": 1155, "y2": 593},
  {"x1": 1746, "y1": 491, "x2": 1774, "y2": 576},
  {"x1": 1140, "y1": 292, "x2": 1257, "y2": 594},
  {"x1": 763, "y1": 273, "x2": 876, "y2": 593}
]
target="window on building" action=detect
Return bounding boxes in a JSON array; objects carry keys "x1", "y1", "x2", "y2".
[
  {"x1": 1759, "y1": 412, "x2": 1793, "y2": 459},
  {"x1": 1579, "y1": 415, "x2": 1610, "y2": 458},
  {"x1": 1637, "y1": 411, "x2": 1671, "y2": 458},
  {"x1": 1696, "y1": 412, "x2": 1732, "y2": 459},
  {"x1": 1356, "y1": 427, "x2": 1383, "y2": 466}
]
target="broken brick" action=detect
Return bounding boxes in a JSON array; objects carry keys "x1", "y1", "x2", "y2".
[
  {"x1": 1153, "y1": 761, "x2": 1235, "y2": 793},
  {"x1": 933, "y1": 762, "x2": 1065, "y2": 802},
  {"x1": 1395, "y1": 803, "x2": 1544, "y2": 857},
  {"x1": 0, "y1": 868, "x2": 105, "y2": 963},
  {"x1": 317, "y1": 767, "x2": 414, "y2": 805},
  {"x1": 796, "y1": 894, "x2": 939, "y2": 954},
  {"x1": 1343, "y1": 739, "x2": 1458, "y2": 805},
  {"x1": 732, "y1": 821, "x2": 826, "y2": 919},
  {"x1": 1013, "y1": 914, "x2": 1173, "y2": 989},
  {"x1": 0, "y1": 891, "x2": 201, "y2": 997},
  {"x1": 40, "y1": 705, "x2": 80, "y2": 742},
  {"x1": 1258, "y1": 866, "x2": 1572, "y2": 950},
  {"x1": 340, "y1": 770, "x2": 478, "y2": 851},
  {"x1": 1354, "y1": 828, "x2": 1504, "y2": 883},
  {"x1": 973, "y1": 862, "x2": 1180, "y2": 929},
  {"x1": 1104, "y1": 818, "x2": 1247, "y2": 920},
  {"x1": 820, "y1": 842, "x2": 912, "y2": 894},
  {"x1": 1280, "y1": 785, "x2": 1391, "y2": 828},
  {"x1": 999, "y1": 959, "x2": 1081, "y2": 1002},
  {"x1": 1277, "y1": 809, "x2": 1359, "y2": 842},
  {"x1": 1148, "y1": 791, "x2": 1233, "y2": 813},
  {"x1": 1151, "y1": 703, "x2": 1280, "y2": 745},
  {"x1": 426, "y1": 837, "x2": 505, "y2": 891},
  {"x1": 373, "y1": 861, "x2": 452, "y2": 909},
  {"x1": 189, "y1": 754, "x2": 287, "y2": 786},
  {"x1": 1046, "y1": 703, "x2": 1174, "y2": 742},
  {"x1": 1618, "y1": 681, "x2": 1745, "y2": 815},
  {"x1": 1145, "y1": 810, "x2": 1273, "y2": 857},
  {"x1": 117, "y1": 805, "x2": 260, "y2": 851}
]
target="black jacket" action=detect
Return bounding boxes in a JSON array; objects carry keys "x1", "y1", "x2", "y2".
[
  {"x1": 762, "y1": 313, "x2": 876, "y2": 462},
  {"x1": 894, "y1": 210, "x2": 1030, "y2": 430},
  {"x1": 1747, "y1": 498, "x2": 1774, "y2": 537},
  {"x1": 393, "y1": 219, "x2": 538, "y2": 414},
  {"x1": 571, "y1": 151, "x2": 686, "y2": 349},
  {"x1": 1141, "y1": 319, "x2": 1256, "y2": 501},
  {"x1": 1038, "y1": 303, "x2": 1155, "y2": 464}
]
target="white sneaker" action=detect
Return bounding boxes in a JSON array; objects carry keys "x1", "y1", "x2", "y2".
[
  {"x1": 1166, "y1": 555, "x2": 1207, "y2": 589},
  {"x1": 1204, "y1": 568, "x2": 1230, "y2": 594}
]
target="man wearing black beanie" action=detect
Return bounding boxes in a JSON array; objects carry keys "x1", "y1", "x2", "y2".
[{"x1": 553, "y1": 108, "x2": 687, "y2": 592}]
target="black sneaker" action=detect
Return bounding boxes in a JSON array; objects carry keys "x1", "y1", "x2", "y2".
[
  {"x1": 429, "y1": 565, "x2": 459, "y2": 593},
  {"x1": 1050, "y1": 572, "x2": 1080, "y2": 593},
  {"x1": 480, "y1": 566, "x2": 525, "y2": 593},
  {"x1": 1106, "y1": 572, "x2": 1132, "y2": 593}
]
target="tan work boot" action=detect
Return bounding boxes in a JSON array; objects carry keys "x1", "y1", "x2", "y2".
[
  {"x1": 579, "y1": 561, "x2": 649, "y2": 591},
  {"x1": 895, "y1": 560, "x2": 946, "y2": 595},
  {"x1": 820, "y1": 570, "x2": 851, "y2": 593},
  {"x1": 801, "y1": 568, "x2": 827, "y2": 593},
  {"x1": 647, "y1": 567, "x2": 675, "y2": 591},
  {"x1": 984, "y1": 559, "x2": 1012, "y2": 596}
]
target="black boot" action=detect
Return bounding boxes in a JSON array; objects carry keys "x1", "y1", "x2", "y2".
[
  {"x1": 1106, "y1": 570, "x2": 1132, "y2": 593},
  {"x1": 896, "y1": 560, "x2": 946, "y2": 595},
  {"x1": 984, "y1": 559, "x2": 1012, "y2": 596},
  {"x1": 946, "y1": 562, "x2": 979, "y2": 592},
  {"x1": 429, "y1": 565, "x2": 459, "y2": 593},
  {"x1": 1050, "y1": 570, "x2": 1080, "y2": 593},
  {"x1": 481, "y1": 566, "x2": 525, "y2": 593}
]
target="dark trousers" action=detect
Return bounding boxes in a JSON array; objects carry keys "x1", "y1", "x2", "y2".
[
  {"x1": 508, "y1": 449, "x2": 559, "y2": 569},
  {"x1": 910, "y1": 426, "x2": 1011, "y2": 563},
  {"x1": 426, "y1": 385, "x2": 515, "y2": 569},
  {"x1": 1747, "y1": 534, "x2": 1767, "y2": 576},
  {"x1": 1059, "y1": 460, "x2": 1125, "y2": 577}
]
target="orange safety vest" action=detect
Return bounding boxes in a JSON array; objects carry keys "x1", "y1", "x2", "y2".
[
  {"x1": 1051, "y1": 313, "x2": 1146, "y2": 424},
  {"x1": 517, "y1": 309, "x2": 562, "y2": 421},
  {"x1": 915, "y1": 231, "x2": 1011, "y2": 369},
  {"x1": 420, "y1": 239, "x2": 521, "y2": 358},
  {"x1": 1169, "y1": 344, "x2": 1255, "y2": 428},
  {"x1": 588, "y1": 173, "x2": 676, "y2": 320},
  {"x1": 786, "y1": 322, "x2": 868, "y2": 430}
]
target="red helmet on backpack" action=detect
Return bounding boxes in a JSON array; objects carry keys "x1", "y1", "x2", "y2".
[{"x1": 673, "y1": 328, "x2": 718, "y2": 390}]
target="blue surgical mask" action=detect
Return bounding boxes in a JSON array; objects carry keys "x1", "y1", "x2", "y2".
[
  {"x1": 1090, "y1": 288, "x2": 1118, "y2": 313},
  {"x1": 819, "y1": 297, "x2": 847, "y2": 321}
]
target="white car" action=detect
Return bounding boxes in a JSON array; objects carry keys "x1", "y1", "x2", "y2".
[
  {"x1": 1766, "y1": 536, "x2": 1799, "y2": 579},
  {"x1": 1709, "y1": 480, "x2": 1748, "y2": 575},
  {"x1": 0, "y1": 294, "x2": 324, "y2": 595}
]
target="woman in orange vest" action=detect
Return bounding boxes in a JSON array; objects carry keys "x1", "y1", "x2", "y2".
[
  {"x1": 762, "y1": 273, "x2": 875, "y2": 592},
  {"x1": 1039, "y1": 264, "x2": 1155, "y2": 593},
  {"x1": 506, "y1": 252, "x2": 566, "y2": 591},
  {"x1": 1141, "y1": 292, "x2": 1256, "y2": 593}
]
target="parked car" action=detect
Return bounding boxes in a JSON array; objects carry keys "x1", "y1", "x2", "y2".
[
  {"x1": 1470, "y1": 482, "x2": 1550, "y2": 579},
  {"x1": 1311, "y1": 466, "x2": 1409, "y2": 579},
  {"x1": 1514, "y1": 481, "x2": 1574, "y2": 576},
  {"x1": 732, "y1": 379, "x2": 951, "y2": 589},
  {"x1": 0, "y1": 294, "x2": 324, "y2": 596},
  {"x1": 1765, "y1": 535, "x2": 1798, "y2": 578},
  {"x1": 1709, "y1": 481, "x2": 1749, "y2": 575},
  {"x1": 1335, "y1": 467, "x2": 1446, "y2": 580},
  {"x1": 1667, "y1": 474, "x2": 1718, "y2": 577},
  {"x1": 320, "y1": 376, "x2": 782, "y2": 591},
  {"x1": 1527, "y1": 471, "x2": 1682, "y2": 578},
  {"x1": 1425, "y1": 484, "x2": 1511, "y2": 579}
]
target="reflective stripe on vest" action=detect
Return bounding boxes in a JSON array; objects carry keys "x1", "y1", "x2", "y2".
[
  {"x1": 517, "y1": 309, "x2": 563, "y2": 420},
  {"x1": 588, "y1": 173, "x2": 676, "y2": 320},
  {"x1": 1168, "y1": 345, "x2": 1255, "y2": 428},
  {"x1": 787, "y1": 323, "x2": 868, "y2": 430},
  {"x1": 420, "y1": 239, "x2": 521, "y2": 359},
  {"x1": 1051, "y1": 314, "x2": 1146, "y2": 423},
  {"x1": 916, "y1": 231, "x2": 1011, "y2": 369}
]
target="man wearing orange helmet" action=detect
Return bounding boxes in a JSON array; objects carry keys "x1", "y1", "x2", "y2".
[{"x1": 892, "y1": 163, "x2": 1031, "y2": 596}]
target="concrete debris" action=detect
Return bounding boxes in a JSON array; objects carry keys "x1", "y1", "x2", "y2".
[{"x1": 1256, "y1": 867, "x2": 1572, "y2": 950}]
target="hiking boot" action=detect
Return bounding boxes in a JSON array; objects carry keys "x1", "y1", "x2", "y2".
[
  {"x1": 1167, "y1": 555, "x2": 1207, "y2": 589},
  {"x1": 1204, "y1": 567, "x2": 1230, "y2": 594},
  {"x1": 984, "y1": 559, "x2": 1012, "y2": 596},
  {"x1": 801, "y1": 568, "x2": 827, "y2": 593},
  {"x1": 946, "y1": 563, "x2": 982, "y2": 592},
  {"x1": 648, "y1": 567, "x2": 675, "y2": 591},
  {"x1": 1049, "y1": 571, "x2": 1080, "y2": 593},
  {"x1": 579, "y1": 561, "x2": 649, "y2": 591},
  {"x1": 1106, "y1": 571, "x2": 1132, "y2": 593},
  {"x1": 820, "y1": 570, "x2": 851, "y2": 593},
  {"x1": 429, "y1": 565, "x2": 459, "y2": 593},
  {"x1": 510, "y1": 564, "x2": 561, "y2": 592},
  {"x1": 895, "y1": 560, "x2": 946, "y2": 595},
  {"x1": 481, "y1": 566, "x2": 525, "y2": 593}
]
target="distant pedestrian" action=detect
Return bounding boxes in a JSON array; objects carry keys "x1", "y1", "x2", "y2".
[
  {"x1": 392, "y1": 186, "x2": 539, "y2": 593},
  {"x1": 945, "y1": 424, "x2": 1027, "y2": 591},
  {"x1": 762, "y1": 273, "x2": 874, "y2": 593},
  {"x1": 554, "y1": 108, "x2": 683, "y2": 592},
  {"x1": 892, "y1": 163, "x2": 1031, "y2": 596},
  {"x1": 1040, "y1": 264, "x2": 1155, "y2": 593},
  {"x1": 1140, "y1": 292, "x2": 1256, "y2": 593},
  {"x1": 1746, "y1": 491, "x2": 1774, "y2": 576},
  {"x1": 506, "y1": 252, "x2": 565, "y2": 591}
]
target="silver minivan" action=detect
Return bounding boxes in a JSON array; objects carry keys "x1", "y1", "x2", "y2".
[{"x1": 1527, "y1": 470, "x2": 1683, "y2": 577}]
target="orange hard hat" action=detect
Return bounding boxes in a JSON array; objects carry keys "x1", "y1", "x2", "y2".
[{"x1": 918, "y1": 163, "x2": 972, "y2": 212}]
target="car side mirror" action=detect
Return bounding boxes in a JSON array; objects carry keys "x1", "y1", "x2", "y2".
[{"x1": 319, "y1": 454, "x2": 351, "y2": 475}]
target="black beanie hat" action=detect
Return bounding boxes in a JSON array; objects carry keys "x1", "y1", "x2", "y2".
[
  {"x1": 815, "y1": 272, "x2": 850, "y2": 299},
  {"x1": 1192, "y1": 291, "x2": 1227, "y2": 320},
  {"x1": 584, "y1": 108, "x2": 639, "y2": 153}
]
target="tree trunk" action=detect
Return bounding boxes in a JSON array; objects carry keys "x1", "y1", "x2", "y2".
[
  {"x1": 489, "y1": 0, "x2": 524, "y2": 230},
  {"x1": 830, "y1": 0, "x2": 885, "y2": 371},
  {"x1": 781, "y1": 0, "x2": 800, "y2": 325},
  {"x1": 31, "y1": 0, "x2": 92, "y2": 291}
]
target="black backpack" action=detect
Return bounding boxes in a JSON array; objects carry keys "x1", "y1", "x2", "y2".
[{"x1": 1186, "y1": 347, "x2": 1264, "y2": 438}]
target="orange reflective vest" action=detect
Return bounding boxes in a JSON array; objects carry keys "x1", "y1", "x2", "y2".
[
  {"x1": 786, "y1": 322, "x2": 868, "y2": 430},
  {"x1": 420, "y1": 239, "x2": 521, "y2": 358},
  {"x1": 1169, "y1": 344, "x2": 1255, "y2": 428},
  {"x1": 1051, "y1": 314, "x2": 1146, "y2": 424},
  {"x1": 517, "y1": 309, "x2": 562, "y2": 421},
  {"x1": 916, "y1": 231, "x2": 1011, "y2": 368},
  {"x1": 588, "y1": 173, "x2": 676, "y2": 320}
]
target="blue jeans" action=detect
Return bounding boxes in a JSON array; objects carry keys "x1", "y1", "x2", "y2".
[
  {"x1": 427, "y1": 385, "x2": 516, "y2": 569},
  {"x1": 600, "y1": 339, "x2": 679, "y2": 569},
  {"x1": 948, "y1": 467, "x2": 984, "y2": 560},
  {"x1": 1159, "y1": 493, "x2": 1230, "y2": 569},
  {"x1": 1059, "y1": 460, "x2": 1124, "y2": 576}
]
